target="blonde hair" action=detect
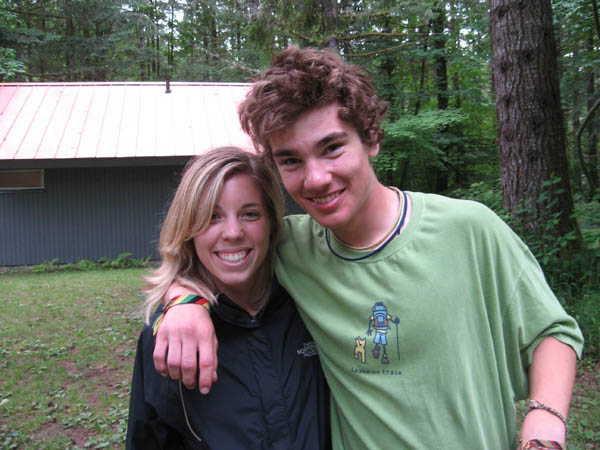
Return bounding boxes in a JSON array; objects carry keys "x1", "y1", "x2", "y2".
[{"x1": 143, "y1": 147, "x2": 285, "y2": 323}]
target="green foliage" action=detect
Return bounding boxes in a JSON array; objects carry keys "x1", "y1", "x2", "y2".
[
  {"x1": 32, "y1": 258, "x2": 61, "y2": 273},
  {"x1": 0, "y1": 0, "x2": 591, "y2": 199},
  {"x1": 570, "y1": 292, "x2": 600, "y2": 361},
  {"x1": 0, "y1": 8, "x2": 26, "y2": 81},
  {"x1": 508, "y1": 181, "x2": 599, "y2": 297},
  {"x1": 31, "y1": 254, "x2": 152, "y2": 273},
  {"x1": 383, "y1": 108, "x2": 467, "y2": 153},
  {"x1": 376, "y1": 108, "x2": 495, "y2": 191},
  {"x1": 77, "y1": 259, "x2": 97, "y2": 271},
  {"x1": 0, "y1": 47, "x2": 26, "y2": 80},
  {"x1": 378, "y1": 109, "x2": 469, "y2": 174}
]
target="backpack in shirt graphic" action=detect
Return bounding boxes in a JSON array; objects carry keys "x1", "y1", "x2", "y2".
[
  {"x1": 358, "y1": 301, "x2": 399, "y2": 365},
  {"x1": 372, "y1": 303, "x2": 389, "y2": 328}
]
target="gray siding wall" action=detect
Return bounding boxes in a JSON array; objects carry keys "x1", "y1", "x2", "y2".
[{"x1": 0, "y1": 166, "x2": 181, "y2": 266}]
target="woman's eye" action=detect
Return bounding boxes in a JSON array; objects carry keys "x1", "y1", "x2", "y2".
[
  {"x1": 243, "y1": 210, "x2": 261, "y2": 220},
  {"x1": 281, "y1": 157, "x2": 300, "y2": 166}
]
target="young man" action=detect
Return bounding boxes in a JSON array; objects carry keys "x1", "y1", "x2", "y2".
[{"x1": 154, "y1": 46, "x2": 583, "y2": 449}]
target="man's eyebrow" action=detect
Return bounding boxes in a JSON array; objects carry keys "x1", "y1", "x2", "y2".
[
  {"x1": 316, "y1": 131, "x2": 347, "y2": 148},
  {"x1": 272, "y1": 131, "x2": 348, "y2": 158}
]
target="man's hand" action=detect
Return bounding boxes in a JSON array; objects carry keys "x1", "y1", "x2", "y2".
[{"x1": 153, "y1": 304, "x2": 218, "y2": 393}]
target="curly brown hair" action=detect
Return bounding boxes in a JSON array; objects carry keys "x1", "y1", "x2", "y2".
[{"x1": 239, "y1": 45, "x2": 388, "y2": 159}]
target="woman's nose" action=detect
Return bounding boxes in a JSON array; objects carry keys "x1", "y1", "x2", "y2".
[{"x1": 221, "y1": 217, "x2": 243, "y2": 239}]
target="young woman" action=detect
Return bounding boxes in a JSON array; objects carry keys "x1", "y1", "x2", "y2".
[{"x1": 126, "y1": 147, "x2": 330, "y2": 450}]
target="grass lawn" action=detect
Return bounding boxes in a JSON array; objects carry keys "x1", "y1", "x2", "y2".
[
  {"x1": 0, "y1": 268, "x2": 598, "y2": 449},
  {"x1": 0, "y1": 269, "x2": 145, "y2": 449}
]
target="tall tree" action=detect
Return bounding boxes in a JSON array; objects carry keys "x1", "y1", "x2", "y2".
[
  {"x1": 554, "y1": 0, "x2": 600, "y2": 198},
  {"x1": 490, "y1": 0, "x2": 580, "y2": 247},
  {"x1": 584, "y1": 35, "x2": 598, "y2": 198},
  {"x1": 431, "y1": 1, "x2": 449, "y2": 192}
]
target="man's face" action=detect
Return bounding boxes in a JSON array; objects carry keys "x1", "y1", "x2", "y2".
[{"x1": 269, "y1": 102, "x2": 379, "y2": 233}]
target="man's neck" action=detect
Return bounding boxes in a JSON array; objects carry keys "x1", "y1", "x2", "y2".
[{"x1": 332, "y1": 182, "x2": 404, "y2": 248}]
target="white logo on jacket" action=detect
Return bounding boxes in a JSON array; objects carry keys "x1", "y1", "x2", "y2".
[{"x1": 297, "y1": 341, "x2": 319, "y2": 357}]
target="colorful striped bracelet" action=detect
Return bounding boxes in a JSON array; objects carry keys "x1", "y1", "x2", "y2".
[
  {"x1": 152, "y1": 294, "x2": 209, "y2": 336},
  {"x1": 516, "y1": 439, "x2": 565, "y2": 450}
]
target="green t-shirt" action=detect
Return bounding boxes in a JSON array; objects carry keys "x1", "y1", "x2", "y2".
[{"x1": 275, "y1": 192, "x2": 583, "y2": 450}]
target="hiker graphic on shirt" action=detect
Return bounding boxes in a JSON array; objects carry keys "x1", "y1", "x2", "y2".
[{"x1": 366, "y1": 302, "x2": 400, "y2": 364}]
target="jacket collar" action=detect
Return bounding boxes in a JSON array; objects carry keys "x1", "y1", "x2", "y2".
[{"x1": 211, "y1": 279, "x2": 286, "y2": 329}]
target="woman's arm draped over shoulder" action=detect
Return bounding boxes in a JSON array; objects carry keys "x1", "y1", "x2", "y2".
[{"x1": 153, "y1": 282, "x2": 219, "y2": 393}]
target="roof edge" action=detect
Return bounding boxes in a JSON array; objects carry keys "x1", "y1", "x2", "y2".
[{"x1": 0, "y1": 81, "x2": 252, "y2": 87}]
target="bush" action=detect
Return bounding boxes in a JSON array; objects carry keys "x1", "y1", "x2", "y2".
[
  {"x1": 31, "y1": 254, "x2": 152, "y2": 272},
  {"x1": 569, "y1": 292, "x2": 600, "y2": 360}
]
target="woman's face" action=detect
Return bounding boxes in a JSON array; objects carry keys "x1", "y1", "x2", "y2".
[{"x1": 193, "y1": 173, "x2": 271, "y2": 302}]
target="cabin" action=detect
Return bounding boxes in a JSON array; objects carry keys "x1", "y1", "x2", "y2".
[{"x1": 0, "y1": 82, "x2": 259, "y2": 266}]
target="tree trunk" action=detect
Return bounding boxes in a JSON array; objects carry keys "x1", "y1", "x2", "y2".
[
  {"x1": 585, "y1": 37, "x2": 598, "y2": 199},
  {"x1": 64, "y1": 0, "x2": 74, "y2": 81},
  {"x1": 449, "y1": 0, "x2": 461, "y2": 109},
  {"x1": 490, "y1": 0, "x2": 580, "y2": 248},
  {"x1": 432, "y1": 1, "x2": 449, "y2": 192},
  {"x1": 323, "y1": 0, "x2": 339, "y2": 50},
  {"x1": 414, "y1": 24, "x2": 428, "y2": 116},
  {"x1": 571, "y1": 42, "x2": 582, "y2": 193}
]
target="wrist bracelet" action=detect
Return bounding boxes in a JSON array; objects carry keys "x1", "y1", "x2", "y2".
[
  {"x1": 152, "y1": 294, "x2": 210, "y2": 336},
  {"x1": 516, "y1": 439, "x2": 565, "y2": 450},
  {"x1": 526, "y1": 399, "x2": 568, "y2": 433}
]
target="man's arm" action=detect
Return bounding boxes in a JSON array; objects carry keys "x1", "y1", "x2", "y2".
[
  {"x1": 519, "y1": 336, "x2": 577, "y2": 442},
  {"x1": 153, "y1": 283, "x2": 219, "y2": 393}
]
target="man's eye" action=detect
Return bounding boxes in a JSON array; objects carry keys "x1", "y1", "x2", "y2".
[{"x1": 325, "y1": 143, "x2": 342, "y2": 154}]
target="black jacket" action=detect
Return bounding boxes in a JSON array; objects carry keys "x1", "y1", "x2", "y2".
[{"x1": 126, "y1": 280, "x2": 331, "y2": 450}]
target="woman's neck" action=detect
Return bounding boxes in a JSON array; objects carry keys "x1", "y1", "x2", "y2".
[{"x1": 217, "y1": 269, "x2": 270, "y2": 317}]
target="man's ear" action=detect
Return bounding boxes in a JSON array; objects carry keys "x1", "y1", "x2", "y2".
[{"x1": 367, "y1": 142, "x2": 380, "y2": 159}]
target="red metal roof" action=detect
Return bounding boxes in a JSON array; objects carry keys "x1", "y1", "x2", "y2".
[{"x1": 0, "y1": 82, "x2": 254, "y2": 162}]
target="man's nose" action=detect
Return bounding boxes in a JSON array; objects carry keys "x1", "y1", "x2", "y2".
[{"x1": 303, "y1": 159, "x2": 332, "y2": 191}]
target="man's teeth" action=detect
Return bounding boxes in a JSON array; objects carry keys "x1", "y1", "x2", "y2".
[
  {"x1": 313, "y1": 192, "x2": 340, "y2": 204},
  {"x1": 217, "y1": 251, "x2": 248, "y2": 262}
]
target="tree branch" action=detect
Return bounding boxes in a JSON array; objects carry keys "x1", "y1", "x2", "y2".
[
  {"x1": 0, "y1": 6, "x2": 71, "y2": 21},
  {"x1": 194, "y1": 47, "x2": 261, "y2": 77},
  {"x1": 347, "y1": 43, "x2": 417, "y2": 58},
  {"x1": 336, "y1": 31, "x2": 429, "y2": 41}
]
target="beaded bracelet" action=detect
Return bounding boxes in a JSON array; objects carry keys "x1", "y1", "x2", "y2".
[
  {"x1": 152, "y1": 294, "x2": 210, "y2": 336},
  {"x1": 525, "y1": 399, "x2": 568, "y2": 433}
]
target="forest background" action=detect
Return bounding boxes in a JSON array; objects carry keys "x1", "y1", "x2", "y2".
[
  {"x1": 0, "y1": 0, "x2": 599, "y2": 354},
  {"x1": 0, "y1": 0, "x2": 599, "y2": 448}
]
